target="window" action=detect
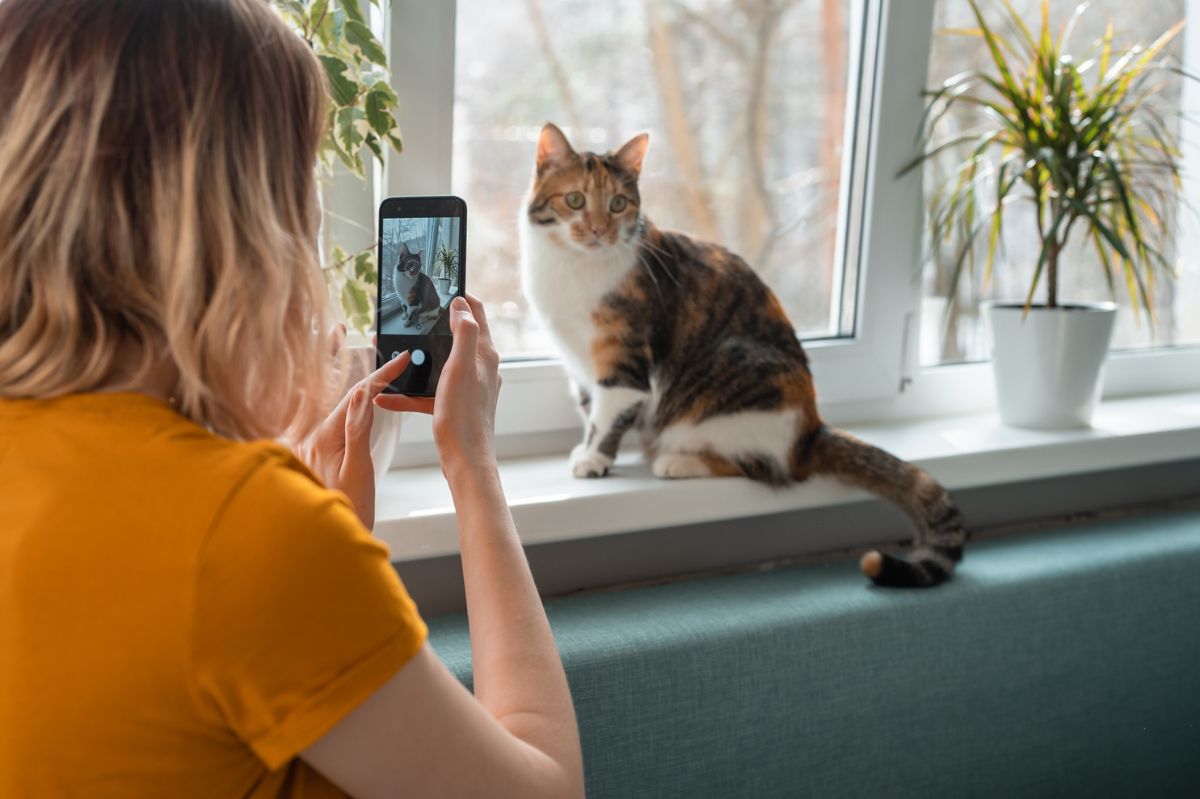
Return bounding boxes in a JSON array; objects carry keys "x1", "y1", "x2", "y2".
[
  {"x1": 920, "y1": 0, "x2": 1200, "y2": 366},
  {"x1": 379, "y1": 0, "x2": 1200, "y2": 461},
  {"x1": 452, "y1": 0, "x2": 857, "y2": 357}
]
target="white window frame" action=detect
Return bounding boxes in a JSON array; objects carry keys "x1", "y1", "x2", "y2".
[{"x1": 370, "y1": 0, "x2": 1200, "y2": 466}]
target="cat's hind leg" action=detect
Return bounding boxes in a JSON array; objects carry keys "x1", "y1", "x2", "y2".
[
  {"x1": 652, "y1": 409, "x2": 803, "y2": 485},
  {"x1": 650, "y1": 452, "x2": 740, "y2": 479}
]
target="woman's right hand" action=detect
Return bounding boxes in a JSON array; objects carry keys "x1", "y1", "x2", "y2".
[{"x1": 374, "y1": 295, "x2": 502, "y2": 477}]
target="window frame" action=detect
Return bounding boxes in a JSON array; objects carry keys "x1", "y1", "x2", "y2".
[{"x1": 370, "y1": 0, "x2": 1200, "y2": 466}]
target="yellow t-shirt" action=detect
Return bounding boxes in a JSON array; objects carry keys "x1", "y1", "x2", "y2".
[{"x1": 0, "y1": 392, "x2": 428, "y2": 797}]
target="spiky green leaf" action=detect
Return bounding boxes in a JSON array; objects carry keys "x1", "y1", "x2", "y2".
[{"x1": 908, "y1": 0, "x2": 1191, "y2": 322}]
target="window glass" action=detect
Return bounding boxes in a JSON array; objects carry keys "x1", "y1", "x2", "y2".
[{"x1": 454, "y1": 0, "x2": 856, "y2": 355}]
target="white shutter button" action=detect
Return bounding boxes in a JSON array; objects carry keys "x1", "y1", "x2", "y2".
[{"x1": 411, "y1": 349, "x2": 427, "y2": 366}]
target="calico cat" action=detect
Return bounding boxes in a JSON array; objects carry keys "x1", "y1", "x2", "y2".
[
  {"x1": 519, "y1": 123, "x2": 967, "y2": 588},
  {"x1": 393, "y1": 243, "x2": 443, "y2": 330}
]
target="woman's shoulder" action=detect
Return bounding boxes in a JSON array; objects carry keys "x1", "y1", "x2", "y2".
[
  {"x1": 0, "y1": 392, "x2": 332, "y2": 540},
  {"x1": 104, "y1": 401, "x2": 357, "y2": 552},
  {"x1": 131, "y1": 401, "x2": 362, "y2": 557},
  {"x1": 212, "y1": 437, "x2": 320, "y2": 495},
  {"x1": 206, "y1": 438, "x2": 352, "y2": 537},
  {"x1": 144, "y1": 414, "x2": 333, "y2": 526}
]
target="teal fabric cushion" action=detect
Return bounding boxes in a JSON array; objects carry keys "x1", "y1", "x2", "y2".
[{"x1": 427, "y1": 509, "x2": 1200, "y2": 798}]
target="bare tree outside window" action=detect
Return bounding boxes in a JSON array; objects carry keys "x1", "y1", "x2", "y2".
[{"x1": 453, "y1": 0, "x2": 853, "y2": 355}]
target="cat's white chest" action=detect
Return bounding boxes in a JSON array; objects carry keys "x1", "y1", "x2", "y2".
[
  {"x1": 520, "y1": 223, "x2": 634, "y2": 387},
  {"x1": 392, "y1": 269, "x2": 417, "y2": 299}
]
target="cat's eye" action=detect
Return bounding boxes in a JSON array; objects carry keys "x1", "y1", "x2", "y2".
[
  {"x1": 564, "y1": 191, "x2": 585, "y2": 210},
  {"x1": 609, "y1": 195, "x2": 628, "y2": 213}
]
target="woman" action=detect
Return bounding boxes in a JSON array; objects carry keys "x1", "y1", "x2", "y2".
[{"x1": 0, "y1": 1, "x2": 583, "y2": 797}]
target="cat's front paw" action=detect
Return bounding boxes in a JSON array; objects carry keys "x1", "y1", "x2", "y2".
[{"x1": 570, "y1": 444, "x2": 612, "y2": 479}]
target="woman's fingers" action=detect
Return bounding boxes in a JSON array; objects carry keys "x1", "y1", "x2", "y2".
[
  {"x1": 316, "y1": 350, "x2": 412, "y2": 453},
  {"x1": 340, "y1": 387, "x2": 376, "y2": 529},
  {"x1": 448, "y1": 297, "x2": 479, "y2": 354},
  {"x1": 373, "y1": 394, "x2": 435, "y2": 415},
  {"x1": 343, "y1": 387, "x2": 373, "y2": 456},
  {"x1": 364, "y1": 350, "x2": 413, "y2": 397},
  {"x1": 330, "y1": 322, "x2": 347, "y2": 357},
  {"x1": 463, "y1": 293, "x2": 492, "y2": 342}
]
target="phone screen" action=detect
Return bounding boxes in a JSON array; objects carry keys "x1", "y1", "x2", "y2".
[{"x1": 376, "y1": 196, "x2": 466, "y2": 396}]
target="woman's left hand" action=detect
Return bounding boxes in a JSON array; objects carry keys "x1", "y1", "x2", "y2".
[{"x1": 296, "y1": 351, "x2": 413, "y2": 530}]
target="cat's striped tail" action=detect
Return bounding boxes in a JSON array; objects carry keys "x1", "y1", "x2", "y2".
[{"x1": 805, "y1": 426, "x2": 966, "y2": 588}]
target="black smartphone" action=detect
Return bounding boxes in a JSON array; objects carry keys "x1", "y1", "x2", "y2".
[{"x1": 376, "y1": 195, "x2": 466, "y2": 396}]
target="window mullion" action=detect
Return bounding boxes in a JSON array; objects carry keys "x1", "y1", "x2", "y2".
[
  {"x1": 806, "y1": 0, "x2": 936, "y2": 405},
  {"x1": 384, "y1": 0, "x2": 457, "y2": 197}
]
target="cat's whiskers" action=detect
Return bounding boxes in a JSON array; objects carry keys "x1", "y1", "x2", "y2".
[
  {"x1": 634, "y1": 234, "x2": 681, "y2": 291},
  {"x1": 632, "y1": 247, "x2": 664, "y2": 302}
]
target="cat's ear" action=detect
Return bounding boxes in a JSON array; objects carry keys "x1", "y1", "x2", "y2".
[
  {"x1": 613, "y1": 132, "x2": 650, "y2": 177},
  {"x1": 536, "y1": 123, "x2": 574, "y2": 172},
  {"x1": 398, "y1": 242, "x2": 410, "y2": 256}
]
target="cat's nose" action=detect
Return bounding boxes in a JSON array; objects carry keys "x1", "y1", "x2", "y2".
[{"x1": 591, "y1": 227, "x2": 605, "y2": 238}]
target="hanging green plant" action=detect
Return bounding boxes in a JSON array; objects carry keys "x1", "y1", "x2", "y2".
[{"x1": 272, "y1": 0, "x2": 400, "y2": 332}]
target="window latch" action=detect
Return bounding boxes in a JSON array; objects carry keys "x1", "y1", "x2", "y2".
[{"x1": 899, "y1": 311, "x2": 916, "y2": 393}]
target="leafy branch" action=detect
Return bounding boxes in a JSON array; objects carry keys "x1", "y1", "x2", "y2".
[{"x1": 272, "y1": 0, "x2": 400, "y2": 331}]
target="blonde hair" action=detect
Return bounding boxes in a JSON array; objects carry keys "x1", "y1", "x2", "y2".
[{"x1": 0, "y1": 0, "x2": 337, "y2": 440}]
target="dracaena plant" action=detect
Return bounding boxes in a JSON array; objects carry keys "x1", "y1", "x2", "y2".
[
  {"x1": 435, "y1": 243, "x2": 459, "y2": 283},
  {"x1": 904, "y1": 0, "x2": 1191, "y2": 317},
  {"x1": 273, "y1": 0, "x2": 400, "y2": 332}
]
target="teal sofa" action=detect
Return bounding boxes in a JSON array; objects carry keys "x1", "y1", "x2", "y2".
[{"x1": 427, "y1": 508, "x2": 1200, "y2": 798}]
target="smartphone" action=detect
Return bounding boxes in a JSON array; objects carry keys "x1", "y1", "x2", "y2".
[{"x1": 376, "y1": 195, "x2": 466, "y2": 396}]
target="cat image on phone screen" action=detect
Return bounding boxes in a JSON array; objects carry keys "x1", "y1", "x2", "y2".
[{"x1": 388, "y1": 243, "x2": 443, "y2": 334}]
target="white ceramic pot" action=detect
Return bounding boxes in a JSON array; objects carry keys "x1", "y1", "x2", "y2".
[
  {"x1": 345, "y1": 344, "x2": 403, "y2": 482},
  {"x1": 985, "y1": 302, "x2": 1117, "y2": 429}
]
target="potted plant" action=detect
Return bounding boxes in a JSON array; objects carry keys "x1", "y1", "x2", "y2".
[
  {"x1": 434, "y1": 242, "x2": 459, "y2": 295},
  {"x1": 906, "y1": 0, "x2": 1188, "y2": 428},
  {"x1": 273, "y1": 0, "x2": 401, "y2": 332}
]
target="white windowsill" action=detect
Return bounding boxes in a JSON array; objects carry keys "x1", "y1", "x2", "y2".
[{"x1": 374, "y1": 391, "x2": 1200, "y2": 561}]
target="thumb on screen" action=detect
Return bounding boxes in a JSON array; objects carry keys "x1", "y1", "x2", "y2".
[{"x1": 449, "y1": 296, "x2": 478, "y2": 350}]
